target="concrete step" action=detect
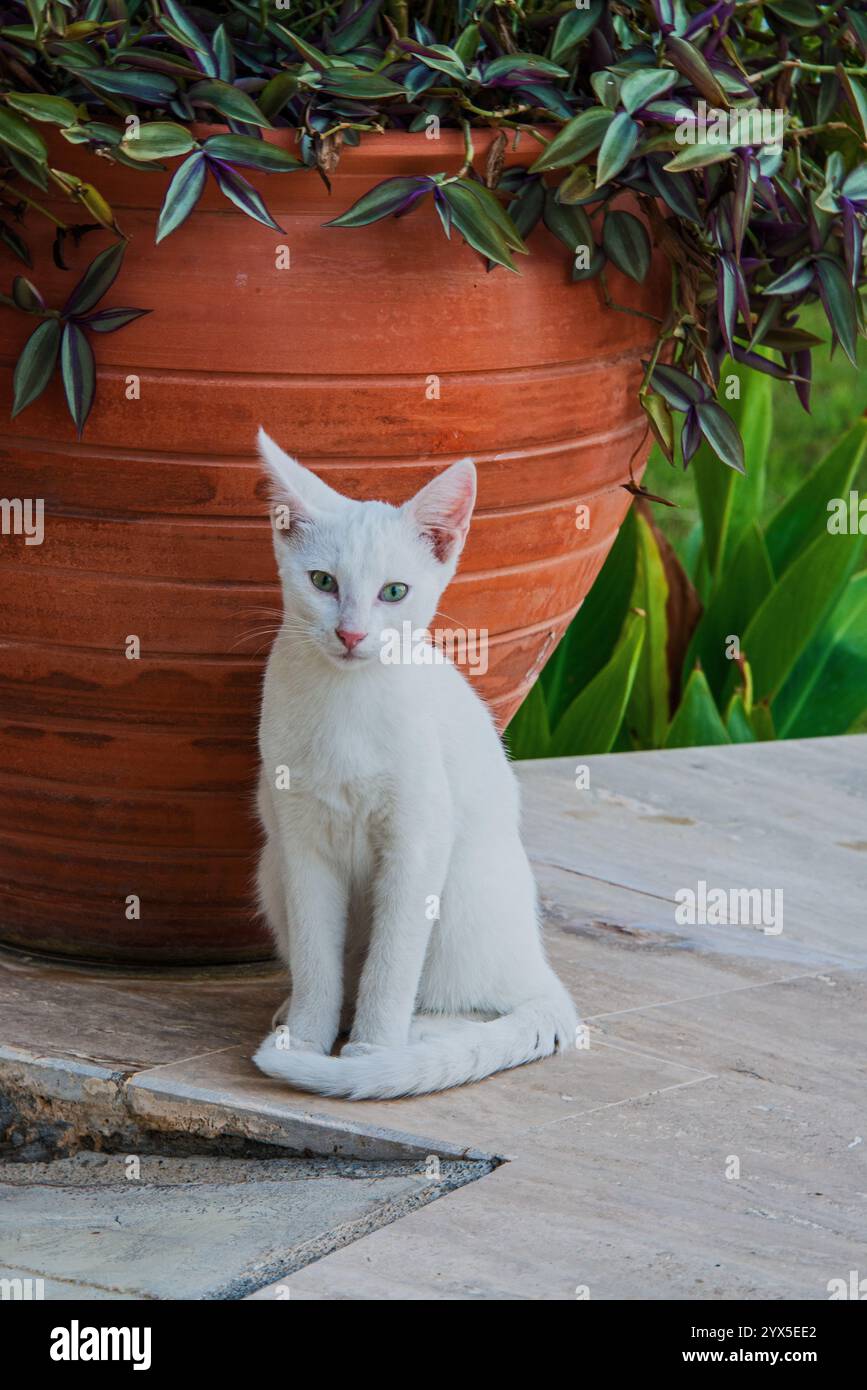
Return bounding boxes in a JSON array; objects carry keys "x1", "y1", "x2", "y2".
[{"x1": 0, "y1": 1151, "x2": 487, "y2": 1300}]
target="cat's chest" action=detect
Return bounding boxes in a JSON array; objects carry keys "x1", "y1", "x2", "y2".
[
  {"x1": 313, "y1": 774, "x2": 387, "y2": 828},
  {"x1": 275, "y1": 719, "x2": 397, "y2": 825},
  {"x1": 261, "y1": 650, "x2": 430, "y2": 824}
]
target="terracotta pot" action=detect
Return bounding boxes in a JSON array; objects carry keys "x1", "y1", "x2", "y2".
[{"x1": 0, "y1": 129, "x2": 667, "y2": 963}]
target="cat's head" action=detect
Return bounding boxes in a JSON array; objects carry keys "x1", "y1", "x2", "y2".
[{"x1": 258, "y1": 428, "x2": 476, "y2": 668}]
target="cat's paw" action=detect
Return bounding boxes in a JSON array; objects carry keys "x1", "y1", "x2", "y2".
[{"x1": 271, "y1": 1026, "x2": 330, "y2": 1055}]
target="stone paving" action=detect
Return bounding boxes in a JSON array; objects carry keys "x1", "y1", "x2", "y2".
[{"x1": 2, "y1": 739, "x2": 864, "y2": 1300}]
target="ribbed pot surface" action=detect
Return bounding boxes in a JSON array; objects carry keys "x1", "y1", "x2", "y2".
[{"x1": 0, "y1": 129, "x2": 667, "y2": 962}]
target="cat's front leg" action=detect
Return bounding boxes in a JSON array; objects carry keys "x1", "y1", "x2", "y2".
[
  {"x1": 278, "y1": 845, "x2": 348, "y2": 1055},
  {"x1": 348, "y1": 800, "x2": 452, "y2": 1051}
]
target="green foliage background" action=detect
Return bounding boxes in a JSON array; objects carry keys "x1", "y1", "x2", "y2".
[{"x1": 507, "y1": 314, "x2": 867, "y2": 758}]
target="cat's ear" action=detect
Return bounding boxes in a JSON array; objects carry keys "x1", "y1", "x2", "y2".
[
  {"x1": 257, "y1": 427, "x2": 343, "y2": 535},
  {"x1": 405, "y1": 458, "x2": 476, "y2": 564}
]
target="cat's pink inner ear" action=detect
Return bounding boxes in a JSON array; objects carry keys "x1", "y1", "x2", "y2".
[
  {"x1": 257, "y1": 427, "x2": 316, "y2": 536},
  {"x1": 270, "y1": 494, "x2": 307, "y2": 538},
  {"x1": 266, "y1": 475, "x2": 313, "y2": 540},
  {"x1": 409, "y1": 460, "x2": 477, "y2": 563}
]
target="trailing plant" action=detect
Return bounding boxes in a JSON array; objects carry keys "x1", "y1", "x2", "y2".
[
  {"x1": 1, "y1": 239, "x2": 146, "y2": 433},
  {"x1": 1, "y1": 1, "x2": 866, "y2": 447},
  {"x1": 506, "y1": 373, "x2": 867, "y2": 756}
]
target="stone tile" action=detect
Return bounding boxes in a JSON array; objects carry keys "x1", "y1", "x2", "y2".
[
  {"x1": 260, "y1": 1060, "x2": 863, "y2": 1302},
  {"x1": 2, "y1": 738, "x2": 865, "y2": 1301},
  {"x1": 0, "y1": 952, "x2": 285, "y2": 1073},
  {"x1": 0, "y1": 1152, "x2": 483, "y2": 1300},
  {"x1": 519, "y1": 738, "x2": 867, "y2": 964},
  {"x1": 266, "y1": 964, "x2": 867, "y2": 1300},
  {"x1": 230, "y1": 1021, "x2": 712, "y2": 1160},
  {"x1": 594, "y1": 967, "x2": 867, "y2": 1118},
  {"x1": 126, "y1": 1046, "x2": 489, "y2": 1162}
]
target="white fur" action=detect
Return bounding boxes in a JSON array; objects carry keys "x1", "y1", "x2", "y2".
[{"x1": 252, "y1": 428, "x2": 578, "y2": 1099}]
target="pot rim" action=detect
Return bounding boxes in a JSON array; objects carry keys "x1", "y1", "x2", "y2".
[{"x1": 191, "y1": 121, "x2": 554, "y2": 161}]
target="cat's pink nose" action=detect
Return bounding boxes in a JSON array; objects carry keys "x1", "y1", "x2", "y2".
[{"x1": 336, "y1": 628, "x2": 367, "y2": 652}]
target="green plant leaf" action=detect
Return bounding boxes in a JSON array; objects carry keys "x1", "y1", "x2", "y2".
[
  {"x1": 725, "y1": 691, "x2": 756, "y2": 743},
  {"x1": 212, "y1": 23, "x2": 233, "y2": 82},
  {"x1": 841, "y1": 165, "x2": 867, "y2": 202},
  {"x1": 642, "y1": 392, "x2": 675, "y2": 462},
  {"x1": 209, "y1": 160, "x2": 284, "y2": 232},
  {"x1": 651, "y1": 362, "x2": 705, "y2": 411},
  {"x1": 550, "y1": 0, "x2": 604, "y2": 65},
  {"x1": 684, "y1": 523, "x2": 774, "y2": 698},
  {"x1": 80, "y1": 68, "x2": 177, "y2": 103},
  {"x1": 60, "y1": 320, "x2": 95, "y2": 438},
  {"x1": 762, "y1": 258, "x2": 815, "y2": 296},
  {"x1": 764, "y1": 418, "x2": 867, "y2": 576},
  {"x1": 12, "y1": 316, "x2": 61, "y2": 417},
  {"x1": 542, "y1": 508, "x2": 638, "y2": 727},
  {"x1": 203, "y1": 135, "x2": 304, "y2": 172},
  {"x1": 331, "y1": 0, "x2": 384, "y2": 55},
  {"x1": 5, "y1": 147, "x2": 48, "y2": 190},
  {"x1": 766, "y1": 0, "x2": 826, "y2": 24},
  {"x1": 485, "y1": 55, "x2": 569, "y2": 83},
  {"x1": 258, "y1": 72, "x2": 299, "y2": 120},
  {"x1": 188, "y1": 80, "x2": 271, "y2": 128},
  {"x1": 548, "y1": 610, "x2": 646, "y2": 756},
  {"x1": 664, "y1": 139, "x2": 739, "y2": 173},
  {"x1": 120, "y1": 121, "x2": 196, "y2": 161},
  {"x1": 278, "y1": 27, "x2": 333, "y2": 71},
  {"x1": 558, "y1": 164, "x2": 597, "y2": 204},
  {"x1": 320, "y1": 70, "x2": 407, "y2": 100},
  {"x1": 542, "y1": 189, "x2": 593, "y2": 255},
  {"x1": 81, "y1": 307, "x2": 150, "y2": 333},
  {"x1": 595, "y1": 111, "x2": 639, "y2": 187},
  {"x1": 815, "y1": 256, "x2": 858, "y2": 365},
  {"x1": 0, "y1": 219, "x2": 30, "y2": 265},
  {"x1": 326, "y1": 177, "x2": 429, "y2": 228},
  {"x1": 620, "y1": 69, "x2": 679, "y2": 116},
  {"x1": 0, "y1": 105, "x2": 47, "y2": 163},
  {"x1": 529, "y1": 107, "x2": 613, "y2": 173},
  {"x1": 156, "y1": 151, "x2": 206, "y2": 242},
  {"x1": 11, "y1": 274, "x2": 43, "y2": 312},
  {"x1": 838, "y1": 66, "x2": 867, "y2": 138},
  {"x1": 690, "y1": 364, "x2": 771, "y2": 585},
  {"x1": 773, "y1": 572, "x2": 867, "y2": 738},
  {"x1": 750, "y1": 702, "x2": 776, "y2": 741},
  {"x1": 506, "y1": 177, "x2": 545, "y2": 238},
  {"x1": 695, "y1": 400, "x2": 745, "y2": 473},
  {"x1": 454, "y1": 24, "x2": 481, "y2": 65},
  {"x1": 162, "y1": 0, "x2": 214, "y2": 63},
  {"x1": 504, "y1": 679, "x2": 551, "y2": 760},
  {"x1": 625, "y1": 512, "x2": 669, "y2": 748},
  {"x1": 63, "y1": 240, "x2": 126, "y2": 316},
  {"x1": 732, "y1": 525, "x2": 864, "y2": 704},
  {"x1": 5, "y1": 93, "x2": 78, "y2": 126},
  {"x1": 664, "y1": 667, "x2": 731, "y2": 748},
  {"x1": 665, "y1": 33, "x2": 728, "y2": 108},
  {"x1": 454, "y1": 179, "x2": 527, "y2": 252},
  {"x1": 602, "y1": 209, "x2": 650, "y2": 282},
  {"x1": 440, "y1": 181, "x2": 519, "y2": 272},
  {"x1": 407, "y1": 44, "x2": 466, "y2": 80}
]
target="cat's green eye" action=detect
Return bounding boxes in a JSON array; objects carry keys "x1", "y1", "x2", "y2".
[
  {"x1": 310, "y1": 570, "x2": 338, "y2": 594},
  {"x1": 379, "y1": 582, "x2": 408, "y2": 603}
]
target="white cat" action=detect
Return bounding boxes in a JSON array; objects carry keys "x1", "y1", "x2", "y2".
[{"x1": 252, "y1": 429, "x2": 578, "y2": 1099}]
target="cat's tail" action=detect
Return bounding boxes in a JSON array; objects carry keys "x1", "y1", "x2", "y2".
[{"x1": 252, "y1": 992, "x2": 578, "y2": 1100}]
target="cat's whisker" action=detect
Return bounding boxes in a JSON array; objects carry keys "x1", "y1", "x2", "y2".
[
  {"x1": 433, "y1": 608, "x2": 470, "y2": 630},
  {"x1": 236, "y1": 606, "x2": 286, "y2": 619},
  {"x1": 229, "y1": 626, "x2": 284, "y2": 651}
]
